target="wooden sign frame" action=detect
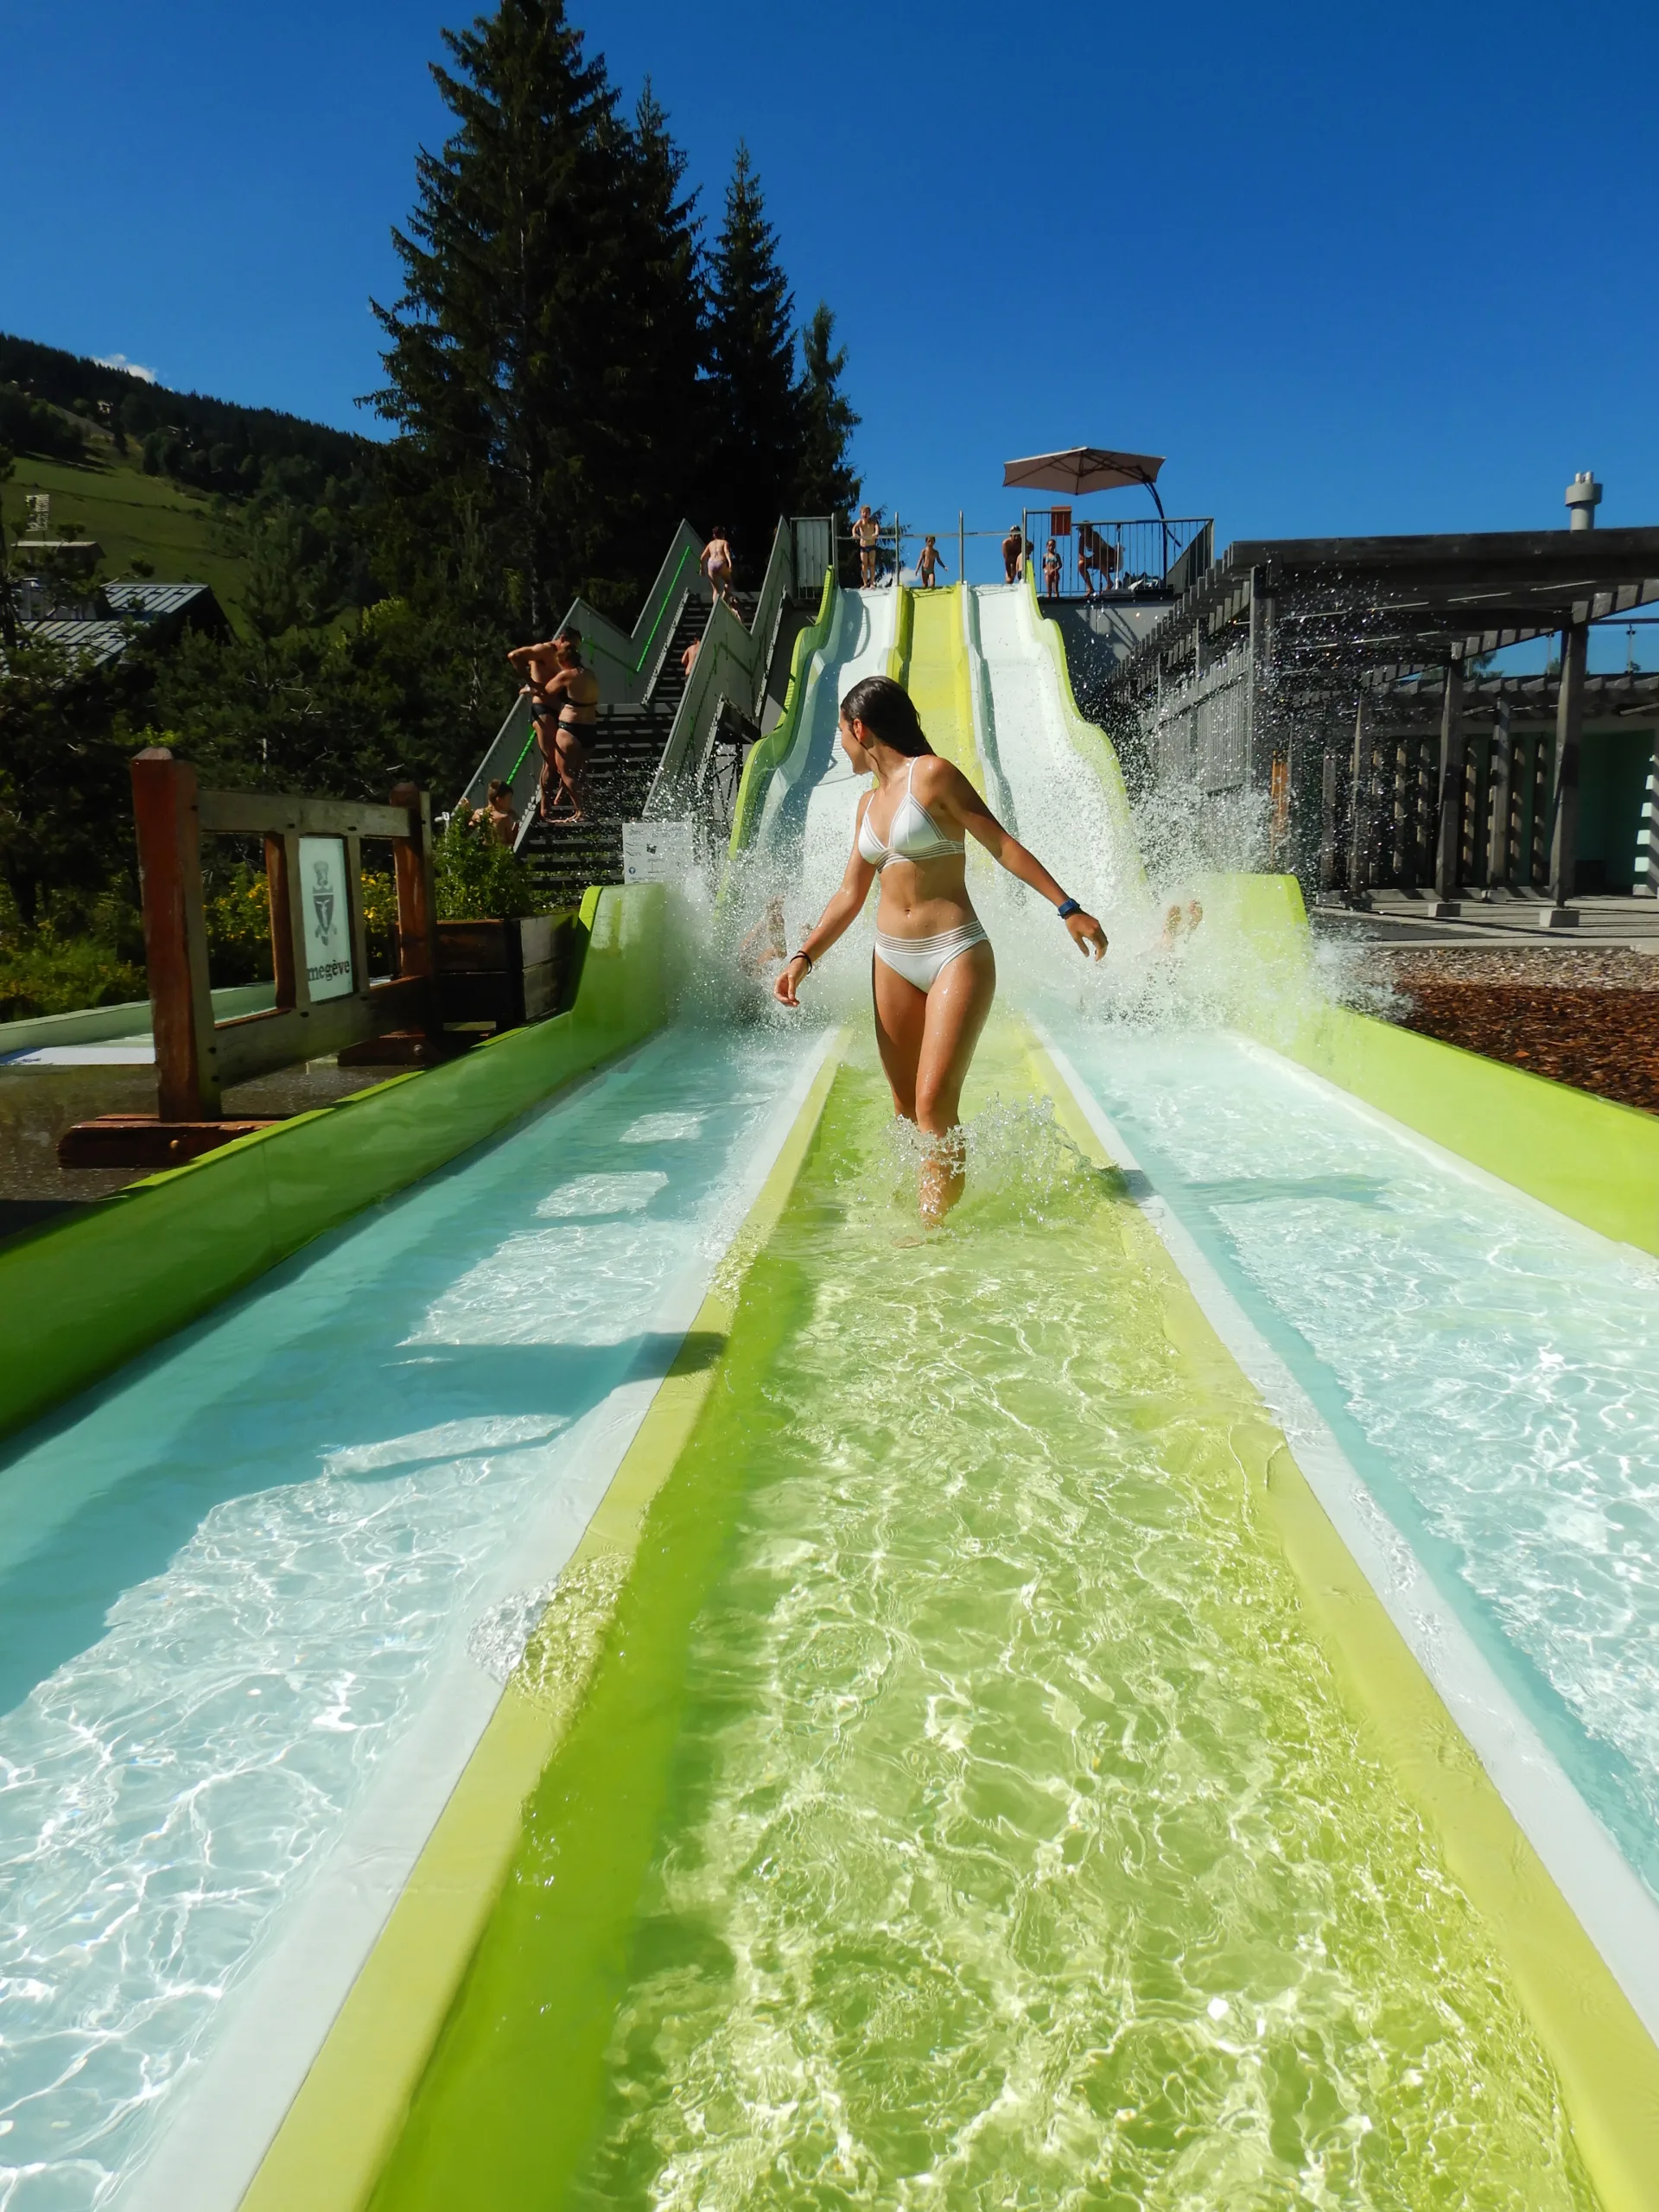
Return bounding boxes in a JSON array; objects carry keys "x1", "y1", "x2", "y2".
[{"x1": 131, "y1": 747, "x2": 441, "y2": 1121}]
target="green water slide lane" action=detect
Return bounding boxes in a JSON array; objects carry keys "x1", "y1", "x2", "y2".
[
  {"x1": 338, "y1": 1026, "x2": 1641, "y2": 2212},
  {"x1": 0, "y1": 884, "x2": 671, "y2": 1446}
]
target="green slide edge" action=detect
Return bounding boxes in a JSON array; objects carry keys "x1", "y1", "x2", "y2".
[
  {"x1": 238, "y1": 1030, "x2": 847, "y2": 2212},
  {"x1": 1031, "y1": 1033, "x2": 1659, "y2": 2212},
  {"x1": 0, "y1": 884, "x2": 670, "y2": 1446},
  {"x1": 727, "y1": 566, "x2": 836, "y2": 854},
  {"x1": 1210, "y1": 871, "x2": 1659, "y2": 1257}
]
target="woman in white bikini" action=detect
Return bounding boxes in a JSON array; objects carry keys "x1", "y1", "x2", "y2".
[{"x1": 774, "y1": 675, "x2": 1106, "y2": 1219}]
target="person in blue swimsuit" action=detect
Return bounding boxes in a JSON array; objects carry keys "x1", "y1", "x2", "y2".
[{"x1": 774, "y1": 675, "x2": 1106, "y2": 1219}]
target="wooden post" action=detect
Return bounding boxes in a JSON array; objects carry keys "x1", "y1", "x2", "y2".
[
  {"x1": 1548, "y1": 622, "x2": 1586, "y2": 912},
  {"x1": 1391, "y1": 737, "x2": 1409, "y2": 884},
  {"x1": 344, "y1": 832, "x2": 370, "y2": 1004},
  {"x1": 1414, "y1": 737, "x2": 1435, "y2": 888},
  {"x1": 1485, "y1": 701, "x2": 1513, "y2": 890},
  {"x1": 1346, "y1": 694, "x2": 1372, "y2": 904},
  {"x1": 390, "y1": 782, "x2": 441, "y2": 1034},
  {"x1": 265, "y1": 831, "x2": 312, "y2": 1016},
  {"x1": 1319, "y1": 743, "x2": 1339, "y2": 893},
  {"x1": 131, "y1": 747, "x2": 219, "y2": 1119},
  {"x1": 1433, "y1": 656, "x2": 1465, "y2": 906}
]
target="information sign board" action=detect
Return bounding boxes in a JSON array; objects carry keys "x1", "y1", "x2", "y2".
[
  {"x1": 297, "y1": 835, "x2": 354, "y2": 1001},
  {"x1": 622, "y1": 820, "x2": 694, "y2": 884}
]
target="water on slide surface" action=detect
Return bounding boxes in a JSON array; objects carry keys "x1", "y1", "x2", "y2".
[
  {"x1": 373, "y1": 1035, "x2": 1594, "y2": 2210},
  {"x1": 0, "y1": 1027, "x2": 817, "y2": 2208},
  {"x1": 1051, "y1": 1020, "x2": 1659, "y2": 1903}
]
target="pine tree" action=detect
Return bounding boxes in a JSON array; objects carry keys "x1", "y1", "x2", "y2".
[
  {"x1": 577, "y1": 83, "x2": 708, "y2": 609},
  {"x1": 795, "y1": 302, "x2": 859, "y2": 516},
  {"x1": 372, "y1": 1, "x2": 702, "y2": 629},
  {"x1": 703, "y1": 144, "x2": 804, "y2": 574}
]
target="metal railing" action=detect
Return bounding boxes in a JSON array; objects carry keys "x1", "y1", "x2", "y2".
[
  {"x1": 454, "y1": 522, "x2": 707, "y2": 822},
  {"x1": 645, "y1": 516, "x2": 792, "y2": 813},
  {"x1": 646, "y1": 515, "x2": 836, "y2": 816},
  {"x1": 1018, "y1": 512, "x2": 1211, "y2": 600},
  {"x1": 834, "y1": 512, "x2": 1213, "y2": 597}
]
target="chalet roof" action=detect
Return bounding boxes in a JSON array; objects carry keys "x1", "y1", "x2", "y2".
[
  {"x1": 104, "y1": 580, "x2": 224, "y2": 621},
  {"x1": 5, "y1": 581, "x2": 229, "y2": 677}
]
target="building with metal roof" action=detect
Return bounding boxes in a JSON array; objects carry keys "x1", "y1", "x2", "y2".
[{"x1": 5, "y1": 578, "x2": 229, "y2": 672}]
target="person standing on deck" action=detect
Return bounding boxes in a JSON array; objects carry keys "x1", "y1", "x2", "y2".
[
  {"x1": 509, "y1": 630, "x2": 598, "y2": 822},
  {"x1": 774, "y1": 675, "x2": 1106, "y2": 1223},
  {"x1": 852, "y1": 505, "x2": 880, "y2": 588},
  {"x1": 915, "y1": 535, "x2": 948, "y2": 589},
  {"x1": 1001, "y1": 524, "x2": 1023, "y2": 584},
  {"x1": 1042, "y1": 538, "x2": 1062, "y2": 598}
]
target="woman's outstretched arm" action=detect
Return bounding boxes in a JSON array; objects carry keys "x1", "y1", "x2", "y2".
[
  {"x1": 773, "y1": 799, "x2": 879, "y2": 1006},
  {"x1": 942, "y1": 764, "x2": 1109, "y2": 959}
]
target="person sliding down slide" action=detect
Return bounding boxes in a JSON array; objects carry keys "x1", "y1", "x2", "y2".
[{"x1": 774, "y1": 675, "x2": 1106, "y2": 1222}]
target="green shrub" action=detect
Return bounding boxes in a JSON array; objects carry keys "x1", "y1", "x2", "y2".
[
  {"x1": 0, "y1": 934, "x2": 145, "y2": 1020},
  {"x1": 435, "y1": 807, "x2": 537, "y2": 919}
]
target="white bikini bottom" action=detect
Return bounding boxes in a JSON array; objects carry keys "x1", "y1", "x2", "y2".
[{"x1": 873, "y1": 921, "x2": 990, "y2": 993}]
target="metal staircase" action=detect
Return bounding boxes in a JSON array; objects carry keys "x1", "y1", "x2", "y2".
[
  {"x1": 514, "y1": 593, "x2": 760, "y2": 907},
  {"x1": 454, "y1": 523, "x2": 830, "y2": 915}
]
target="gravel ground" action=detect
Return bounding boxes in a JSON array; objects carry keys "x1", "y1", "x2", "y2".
[
  {"x1": 1357, "y1": 944, "x2": 1659, "y2": 992},
  {"x1": 1354, "y1": 951, "x2": 1659, "y2": 1113}
]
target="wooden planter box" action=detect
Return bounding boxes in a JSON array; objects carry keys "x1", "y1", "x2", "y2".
[{"x1": 436, "y1": 913, "x2": 575, "y2": 1030}]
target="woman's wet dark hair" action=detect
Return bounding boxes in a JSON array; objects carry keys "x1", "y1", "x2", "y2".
[{"x1": 840, "y1": 675, "x2": 932, "y2": 757}]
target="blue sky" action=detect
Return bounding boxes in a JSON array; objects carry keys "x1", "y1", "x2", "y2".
[{"x1": 3, "y1": 0, "x2": 1656, "y2": 561}]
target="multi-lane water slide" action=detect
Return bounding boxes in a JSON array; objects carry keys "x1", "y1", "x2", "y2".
[{"x1": 3, "y1": 567, "x2": 1659, "y2": 2210}]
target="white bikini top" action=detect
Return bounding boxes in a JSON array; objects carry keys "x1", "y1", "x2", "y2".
[{"x1": 857, "y1": 760, "x2": 966, "y2": 871}]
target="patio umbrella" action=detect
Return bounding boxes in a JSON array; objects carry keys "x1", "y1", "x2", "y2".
[{"x1": 1002, "y1": 447, "x2": 1167, "y2": 519}]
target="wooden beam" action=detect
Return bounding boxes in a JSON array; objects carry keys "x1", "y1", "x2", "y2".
[
  {"x1": 213, "y1": 977, "x2": 429, "y2": 1085},
  {"x1": 198, "y1": 791, "x2": 414, "y2": 840}
]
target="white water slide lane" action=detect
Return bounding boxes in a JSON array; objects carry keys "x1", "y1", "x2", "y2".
[
  {"x1": 968, "y1": 582, "x2": 1145, "y2": 933},
  {"x1": 753, "y1": 586, "x2": 897, "y2": 934}
]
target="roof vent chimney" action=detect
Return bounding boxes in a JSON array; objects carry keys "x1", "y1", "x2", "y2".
[{"x1": 1565, "y1": 471, "x2": 1602, "y2": 531}]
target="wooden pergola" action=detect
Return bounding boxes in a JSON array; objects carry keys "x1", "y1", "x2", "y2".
[{"x1": 1103, "y1": 527, "x2": 1659, "y2": 912}]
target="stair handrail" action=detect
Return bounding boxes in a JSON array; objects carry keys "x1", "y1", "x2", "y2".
[
  {"x1": 642, "y1": 517, "x2": 805, "y2": 817},
  {"x1": 725, "y1": 564, "x2": 838, "y2": 853},
  {"x1": 565, "y1": 521, "x2": 707, "y2": 702},
  {"x1": 453, "y1": 521, "x2": 708, "y2": 825}
]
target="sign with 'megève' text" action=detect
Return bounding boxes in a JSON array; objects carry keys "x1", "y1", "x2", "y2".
[{"x1": 298, "y1": 836, "x2": 354, "y2": 1001}]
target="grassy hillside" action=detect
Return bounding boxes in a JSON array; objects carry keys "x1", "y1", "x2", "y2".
[{"x1": 3, "y1": 447, "x2": 253, "y2": 627}]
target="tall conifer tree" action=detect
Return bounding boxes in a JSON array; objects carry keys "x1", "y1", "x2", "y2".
[
  {"x1": 580, "y1": 84, "x2": 708, "y2": 605},
  {"x1": 795, "y1": 303, "x2": 859, "y2": 516},
  {"x1": 703, "y1": 144, "x2": 804, "y2": 569},
  {"x1": 372, "y1": 2, "x2": 702, "y2": 627}
]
